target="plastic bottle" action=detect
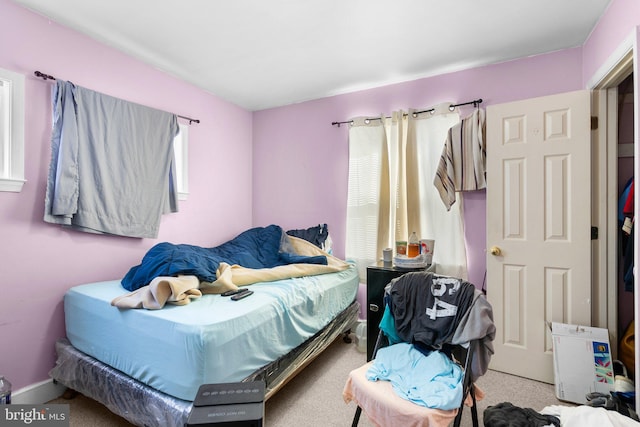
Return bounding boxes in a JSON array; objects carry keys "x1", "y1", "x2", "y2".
[
  {"x1": 408, "y1": 231, "x2": 420, "y2": 258},
  {"x1": 355, "y1": 320, "x2": 367, "y2": 353},
  {"x1": 0, "y1": 376, "x2": 11, "y2": 404}
]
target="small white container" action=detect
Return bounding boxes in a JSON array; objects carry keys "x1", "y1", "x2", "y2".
[
  {"x1": 420, "y1": 239, "x2": 435, "y2": 265},
  {"x1": 355, "y1": 320, "x2": 367, "y2": 353},
  {"x1": 382, "y1": 248, "x2": 392, "y2": 262},
  {"x1": 0, "y1": 376, "x2": 11, "y2": 404}
]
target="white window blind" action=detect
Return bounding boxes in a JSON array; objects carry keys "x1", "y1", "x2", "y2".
[
  {"x1": 0, "y1": 67, "x2": 25, "y2": 192},
  {"x1": 174, "y1": 122, "x2": 189, "y2": 200}
]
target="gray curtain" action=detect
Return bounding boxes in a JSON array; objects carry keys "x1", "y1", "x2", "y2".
[{"x1": 44, "y1": 80, "x2": 179, "y2": 238}]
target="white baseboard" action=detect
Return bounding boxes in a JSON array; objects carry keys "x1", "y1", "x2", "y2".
[{"x1": 10, "y1": 379, "x2": 66, "y2": 404}]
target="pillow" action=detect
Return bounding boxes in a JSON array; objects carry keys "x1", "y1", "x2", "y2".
[{"x1": 286, "y1": 224, "x2": 329, "y2": 250}]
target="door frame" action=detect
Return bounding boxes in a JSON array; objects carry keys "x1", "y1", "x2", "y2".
[{"x1": 588, "y1": 30, "x2": 635, "y2": 397}]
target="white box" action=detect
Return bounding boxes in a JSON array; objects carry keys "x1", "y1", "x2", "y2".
[{"x1": 552, "y1": 322, "x2": 614, "y2": 404}]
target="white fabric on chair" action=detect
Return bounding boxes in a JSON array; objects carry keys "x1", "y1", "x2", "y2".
[
  {"x1": 344, "y1": 362, "x2": 485, "y2": 427},
  {"x1": 344, "y1": 362, "x2": 459, "y2": 427}
]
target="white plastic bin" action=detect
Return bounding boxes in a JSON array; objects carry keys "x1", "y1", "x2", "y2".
[{"x1": 355, "y1": 320, "x2": 367, "y2": 353}]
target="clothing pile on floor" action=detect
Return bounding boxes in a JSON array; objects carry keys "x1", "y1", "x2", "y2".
[
  {"x1": 483, "y1": 391, "x2": 639, "y2": 427},
  {"x1": 483, "y1": 402, "x2": 560, "y2": 426}
]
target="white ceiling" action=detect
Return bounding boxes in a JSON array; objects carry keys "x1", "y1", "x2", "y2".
[{"x1": 13, "y1": 0, "x2": 611, "y2": 111}]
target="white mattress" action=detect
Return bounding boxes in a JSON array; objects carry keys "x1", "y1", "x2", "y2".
[{"x1": 64, "y1": 264, "x2": 359, "y2": 401}]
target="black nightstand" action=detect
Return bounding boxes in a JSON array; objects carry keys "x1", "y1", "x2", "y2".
[{"x1": 365, "y1": 261, "x2": 434, "y2": 360}]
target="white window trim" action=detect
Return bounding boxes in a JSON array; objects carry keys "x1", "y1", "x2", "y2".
[
  {"x1": 0, "y1": 67, "x2": 25, "y2": 192},
  {"x1": 174, "y1": 122, "x2": 189, "y2": 200}
]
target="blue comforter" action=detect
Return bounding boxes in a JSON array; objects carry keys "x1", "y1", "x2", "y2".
[{"x1": 121, "y1": 225, "x2": 327, "y2": 291}]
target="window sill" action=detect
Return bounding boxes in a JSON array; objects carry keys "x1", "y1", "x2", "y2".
[{"x1": 0, "y1": 177, "x2": 26, "y2": 192}]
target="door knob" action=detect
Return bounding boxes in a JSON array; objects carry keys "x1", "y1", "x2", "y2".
[{"x1": 489, "y1": 246, "x2": 502, "y2": 256}]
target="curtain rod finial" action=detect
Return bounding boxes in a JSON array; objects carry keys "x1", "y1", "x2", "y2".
[{"x1": 34, "y1": 71, "x2": 55, "y2": 81}]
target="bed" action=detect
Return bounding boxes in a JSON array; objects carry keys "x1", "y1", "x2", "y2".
[{"x1": 49, "y1": 225, "x2": 359, "y2": 427}]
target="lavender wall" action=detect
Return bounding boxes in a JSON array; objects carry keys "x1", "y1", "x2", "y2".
[
  {"x1": 4, "y1": 0, "x2": 640, "y2": 398},
  {"x1": 253, "y1": 1, "x2": 640, "y2": 391},
  {"x1": 0, "y1": 0, "x2": 253, "y2": 392},
  {"x1": 253, "y1": 49, "x2": 584, "y2": 288},
  {"x1": 582, "y1": 0, "x2": 640, "y2": 85}
]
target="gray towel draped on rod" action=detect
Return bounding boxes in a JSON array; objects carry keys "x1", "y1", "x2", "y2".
[{"x1": 34, "y1": 70, "x2": 200, "y2": 124}]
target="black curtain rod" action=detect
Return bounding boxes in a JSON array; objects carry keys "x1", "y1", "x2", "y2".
[
  {"x1": 331, "y1": 98, "x2": 483, "y2": 127},
  {"x1": 34, "y1": 71, "x2": 201, "y2": 125}
]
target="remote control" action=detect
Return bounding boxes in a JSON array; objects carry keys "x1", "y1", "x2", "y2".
[
  {"x1": 231, "y1": 290, "x2": 254, "y2": 301},
  {"x1": 221, "y1": 288, "x2": 249, "y2": 297}
]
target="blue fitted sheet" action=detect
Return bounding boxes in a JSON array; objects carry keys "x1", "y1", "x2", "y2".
[{"x1": 64, "y1": 264, "x2": 359, "y2": 401}]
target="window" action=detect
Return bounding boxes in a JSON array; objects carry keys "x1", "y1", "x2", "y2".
[
  {"x1": 346, "y1": 108, "x2": 468, "y2": 282},
  {"x1": 174, "y1": 122, "x2": 189, "y2": 200},
  {"x1": 0, "y1": 67, "x2": 25, "y2": 192}
]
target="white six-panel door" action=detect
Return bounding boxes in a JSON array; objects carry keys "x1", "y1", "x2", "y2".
[{"x1": 486, "y1": 90, "x2": 591, "y2": 383}]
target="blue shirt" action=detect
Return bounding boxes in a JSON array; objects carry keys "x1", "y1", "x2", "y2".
[{"x1": 366, "y1": 342, "x2": 463, "y2": 410}]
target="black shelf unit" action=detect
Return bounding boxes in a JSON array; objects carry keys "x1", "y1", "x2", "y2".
[{"x1": 365, "y1": 261, "x2": 433, "y2": 360}]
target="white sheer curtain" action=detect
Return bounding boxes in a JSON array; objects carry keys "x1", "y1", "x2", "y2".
[
  {"x1": 345, "y1": 116, "x2": 390, "y2": 281},
  {"x1": 345, "y1": 103, "x2": 468, "y2": 282}
]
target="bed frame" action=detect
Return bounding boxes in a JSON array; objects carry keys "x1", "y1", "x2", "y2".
[{"x1": 50, "y1": 301, "x2": 359, "y2": 427}]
